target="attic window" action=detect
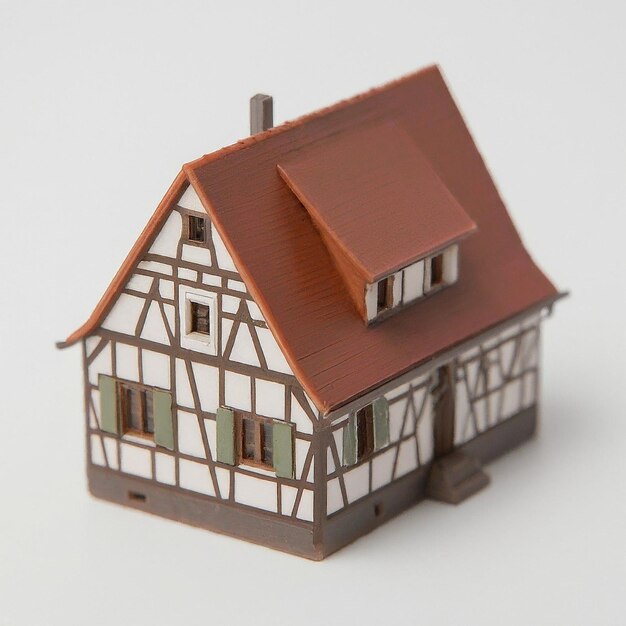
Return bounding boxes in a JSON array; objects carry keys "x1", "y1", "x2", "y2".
[
  {"x1": 190, "y1": 302, "x2": 210, "y2": 335},
  {"x1": 182, "y1": 290, "x2": 216, "y2": 351},
  {"x1": 430, "y1": 253, "x2": 444, "y2": 287},
  {"x1": 187, "y1": 215, "x2": 206, "y2": 243},
  {"x1": 376, "y1": 277, "x2": 394, "y2": 314}
]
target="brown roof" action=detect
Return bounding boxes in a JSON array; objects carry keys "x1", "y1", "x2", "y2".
[
  {"x1": 61, "y1": 65, "x2": 560, "y2": 414},
  {"x1": 277, "y1": 119, "x2": 476, "y2": 281}
]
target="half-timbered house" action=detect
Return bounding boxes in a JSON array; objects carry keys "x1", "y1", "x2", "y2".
[{"x1": 58, "y1": 65, "x2": 563, "y2": 559}]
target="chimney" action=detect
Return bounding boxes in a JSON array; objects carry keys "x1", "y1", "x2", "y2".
[{"x1": 250, "y1": 93, "x2": 273, "y2": 135}]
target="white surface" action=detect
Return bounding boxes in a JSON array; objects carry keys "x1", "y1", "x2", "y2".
[{"x1": 1, "y1": 1, "x2": 625, "y2": 625}]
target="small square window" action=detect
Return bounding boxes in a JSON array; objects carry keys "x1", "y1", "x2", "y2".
[
  {"x1": 187, "y1": 215, "x2": 206, "y2": 243},
  {"x1": 190, "y1": 301, "x2": 210, "y2": 335},
  {"x1": 430, "y1": 253, "x2": 444, "y2": 287}
]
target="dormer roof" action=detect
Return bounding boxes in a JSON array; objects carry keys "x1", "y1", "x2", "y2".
[{"x1": 278, "y1": 119, "x2": 476, "y2": 284}]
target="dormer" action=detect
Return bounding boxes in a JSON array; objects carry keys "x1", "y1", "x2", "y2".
[{"x1": 278, "y1": 120, "x2": 477, "y2": 323}]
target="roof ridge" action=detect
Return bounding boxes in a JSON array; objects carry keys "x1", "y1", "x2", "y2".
[{"x1": 184, "y1": 64, "x2": 441, "y2": 172}]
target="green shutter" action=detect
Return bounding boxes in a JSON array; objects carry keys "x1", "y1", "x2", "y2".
[
  {"x1": 273, "y1": 422, "x2": 294, "y2": 479},
  {"x1": 216, "y1": 407, "x2": 236, "y2": 465},
  {"x1": 343, "y1": 414, "x2": 357, "y2": 466},
  {"x1": 153, "y1": 390, "x2": 174, "y2": 450},
  {"x1": 373, "y1": 396, "x2": 390, "y2": 451},
  {"x1": 99, "y1": 374, "x2": 119, "y2": 435}
]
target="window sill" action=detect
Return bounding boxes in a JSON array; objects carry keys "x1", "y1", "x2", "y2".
[
  {"x1": 184, "y1": 331, "x2": 213, "y2": 346},
  {"x1": 237, "y1": 462, "x2": 276, "y2": 477},
  {"x1": 122, "y1": 433, "x2": 156, "y2": 447}
]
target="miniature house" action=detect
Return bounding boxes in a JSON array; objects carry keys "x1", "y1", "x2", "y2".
[{"x1": 58, "y1": 66, "x2": 563, "y2": 559}]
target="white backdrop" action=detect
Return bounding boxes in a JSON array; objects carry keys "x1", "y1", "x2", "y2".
[{"x1": 1, "y1": 1, "x2": 625, "y2": 624}]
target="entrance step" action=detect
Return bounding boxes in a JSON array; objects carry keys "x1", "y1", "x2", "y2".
[{"x1": 426, "y1": 451, "x2": 490, "y2": 504}]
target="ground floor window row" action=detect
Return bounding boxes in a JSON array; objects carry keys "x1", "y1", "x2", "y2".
[{"x1": 97, "y1": 374, "x2": 298, "y2": 479}]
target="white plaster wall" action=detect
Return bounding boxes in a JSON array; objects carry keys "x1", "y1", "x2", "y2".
[
  {"x1": 454, "y1": 315, "x2": 541, "y2": 446},
  {"x1": 149, "y1": 211, "x2": 182, "y2": 258},
  {"x1": 330, "y1": 371, "x2": 434, "y2": 513}
]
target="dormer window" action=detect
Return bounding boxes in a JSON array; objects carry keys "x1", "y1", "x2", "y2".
[
  {"x1": 376, "y1": 277, "x2": 394, "y2": 314},
  {"x1": 430, "y1": 253, "x2": 444, "y2": 287}
]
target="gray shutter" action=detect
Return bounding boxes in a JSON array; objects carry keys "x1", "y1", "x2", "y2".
[
  {"x1": 153, "y1": 389, "x2": 174, "y2": 450},
  {"x1": 99, "y1": 374, "x2": 119, "y2": 435},
  {"x1": 343, "y1": 414, "x2": 357, "y2": 466},
  {"x1": 216, "y1": 407, "x2": 236, "y2": 465},
  {"x1": 373, "y1": 396, "x2": 390, "y2": 451},
  {"x1": 273, "y1": 422, "x2": 294, "y2": 479}
]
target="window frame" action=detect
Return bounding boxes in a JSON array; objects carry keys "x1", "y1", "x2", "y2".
[
  {"x1": 181, "y1": 289, "x2": 217, "y2": 353},
  {"x1": 236, "y1": 413, "x2": 275, "y2": 471},
  {"x1": 190, "y1": 300, "x2": 210, "y2": 335},
  {"x1": 429, "y1": 252, "x2": 445, "y2": 288},
  {"x1": 355, "y1": 403, "x2": 375, "y2": 461},
  {"x1": 183, "y1": 211, "x2": 208, "y2": 246},
  {"x1": 116, "y1": 380, "x2": 155, "y2": 441},
  {"x1": 376, "y1": 276, "x2": 395, "y2": 314}
]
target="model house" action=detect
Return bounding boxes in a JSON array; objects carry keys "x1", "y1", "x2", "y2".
[{"x1": 58, "y1": 65, "x2": 563, "y2": 559}]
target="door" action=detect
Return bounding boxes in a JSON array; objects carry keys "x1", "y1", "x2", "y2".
[{"x1": 432, "y1": 364, "x2": 456, "y2": 457}]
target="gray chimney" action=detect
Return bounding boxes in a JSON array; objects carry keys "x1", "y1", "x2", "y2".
[{"x1": 250, "y1": 94, "x2": 273, "y2": 135}]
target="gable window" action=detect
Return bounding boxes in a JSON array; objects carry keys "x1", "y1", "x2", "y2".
[
  {"x1": 240, "y1": 415, "x2": 274, "y2": 470},
  {"x1": 376, "y1": 276, "x2": 394, "y2": 314},
  {"x1": 430, "y1": 253, "x2": 444, "y2": 287},
  {"x1": 190, "y1": 301, "x2": 210, "y2": 335},
  {"x1": 118, "y1": 382, "x2": 154, "y2": 439},
  {"x1": 187, "y1": 215, "x2": 206, "y2": 243},
  {"x1": 182, "y1": 290, "x2": 217, "y2": 352}
]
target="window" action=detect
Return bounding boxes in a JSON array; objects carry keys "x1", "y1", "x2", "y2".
[
  {"x1": 215, "y1": 407, "x2": 295, "y2": 478},
  {"x1": 356, "y1": 404, "x2": 374, "y2": 461},
  {"x1": 118, "y1": 382, "x2": 154, "y2": 438},
  {"x1": 376, "y1": 276, "x2": 394, "y2": 314},
  {"x1": 181, "y1": 290, "x2": 216, "y2": 352},
  {"x1": 239, "y1": 415, "x2": 274, "y2": 470},
  {"x1": 187, "y1": 215, "x2": 206, "y2": 243},
  {"x1": 430, "y1": 253, "x2": 444, "y2": 287},
  {"x1": 343, "y1": 397, "x2": 390, "y2": 467},
  {"x1": 190, "y1": 301, "x2": 210, "y2": 335}
]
